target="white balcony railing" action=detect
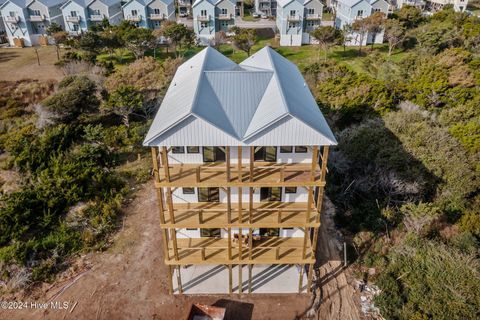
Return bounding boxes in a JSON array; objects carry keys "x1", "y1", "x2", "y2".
[
  {"x1": 89, "y1": 14, "x2": 104, "y2": 21},
  {"x1": 126, "y1": 14, "x2": 142, "y2": 21},
  {"x1": 197, "y1": 14, "x2": 210, "y2": 21},
  {"x1": 217, "y1": 13, "x2": 233, "y2": 20},
  {"x1": 4, "y1": 15, "x2": 20, "y2": 23},
  {"x1": 29, "y1": 14, "x2": 45, "y2": 22},
  {"x1": 305, "y1": 13, "x2": 321, "y2": 20},
  {"x1": 150, "y1": 13, "x2": 166, "y2": 20},
  {"x1": 287, "y1": 14, "x2": 301, "y2": 21},
  {"x1": 65, "y1": 15, "x2": 81, "y2": 22}
]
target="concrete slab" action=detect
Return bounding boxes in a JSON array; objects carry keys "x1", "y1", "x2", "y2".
[{"x1": 173, "y1": 264, "x2": 308, "y2": 294}]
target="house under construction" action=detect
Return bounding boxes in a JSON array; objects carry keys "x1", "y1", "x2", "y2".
[{"x1": 143, "y1": 46, "x2": 337, "y2": 294}]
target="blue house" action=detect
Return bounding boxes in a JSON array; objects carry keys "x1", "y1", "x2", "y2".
[
  {"x1": 193, "y1": 0, "x2": 235, "y2": 45},
  {"x1": 1, "y1": 0, "x2": 66, "y2": 46},
  {"x1": 122, "y1": 0, "x2": 175, "y2": 29},
  {"x1": 332, "y1": 0, "x2": 388, "y2": 46},
  {"x1": 276, "y1": 0, "x2": 323, "y2": 46},
  {"x1": 61, "y1": 0, "x2": 123, "y2": 34}
]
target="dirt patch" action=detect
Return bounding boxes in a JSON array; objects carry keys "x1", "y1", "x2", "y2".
[
  {"x1": 0, "y1": 184, "x2": 313, "y2": 320},
  {"x1": 0, "y1": 47, "x2": 63, "y2": 82}
]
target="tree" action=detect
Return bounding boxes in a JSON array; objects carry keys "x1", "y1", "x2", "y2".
[
  {"x1": 230, "y1": 26, "x2": 257, "y2": 56},
  {"x1": 102, "y1": 85, "x2": 143, "y2": 127},
  {"x1": 120, "y1": 26, "x2": 156, "y2": 59},
  {"x1": 46, "y1": 22, "x2": 63, "y2": 35},
  {"x1": 396, "y1": 5, "x2": 424, "y2": 29},
  {"x1": 365, "y1": 12, "x2": 386, "y2": 49},
  {"x1": 310, "y1": 26, "x2": 343, "y2": 62},
  {"x1": 42, "y1": 75, "x2": 99, "y2": 123},
  {"x1": 351, "y1": 19, "x2": 369, "y2": 54},
  {"x1": 384, "y1": 19, "x2": 406, "y2": 56},
  {"x1": 159, "y1": 21, "x2": 196, "y2": 57},
  {"x1": 212, "y1": 31, "x2": 228, "y2": 48}
]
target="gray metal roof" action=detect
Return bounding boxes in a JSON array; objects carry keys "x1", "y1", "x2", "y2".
[{"x1": 143, "y1": 46, "x2": 337, "y2": 147}]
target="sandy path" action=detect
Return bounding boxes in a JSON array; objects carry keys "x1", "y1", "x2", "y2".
[{"x1": 315, "y1": 198, "x2": 361, "y2": 320}]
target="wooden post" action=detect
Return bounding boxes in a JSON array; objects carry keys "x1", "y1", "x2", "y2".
[
  {"x1": 239, "y1": 264, "x2": 243, "y2": 294},
  {"x1": 248, "y1": 264, "x2": 253, "y2": 293},
  {"x1": 226, "y1": 146, "x2": 231, "y2": 182},
  {"x1": 298, "y1": 264, "x2": 304, "y2": 293},
  {"x1": 228, "y1": 264, "x2": 233, "y2": 294},
  {"x1": 238, "y1": 146, "x2": 243, "y2": 183},
  {"x1": 176, "y1": 265, "x2": 183, "y2": 294},
  {"x1": 249, "y1": 187, "x2": 253, "y2": 224},
  {"x1": 302, "y1": 227, "x2": 309, "y2": 259},
  {"x1": 307, "y1": 263, "x2": 314, "y2": 293},
  {"x1": 167, "y1": 265, "x2": 173, "y2": 294},
  {"x1": 227, "y1": 187, "x2": 232, "y2": 224},
  {"x1": 166, "y1": 188, "x2": 175, "y2": 224},
  {"x1": 249, "y1": 146, "x2": 254, "y2": 182},
  {"x1": 228, "y1": 228, "x2": 232, "y2": 260},
  {"x1": 171, "y1": 228, "x2": 179, "y2": 261},
  {"x1": 320, "y1": 146, "x2": 329, "y2": 181},
  {"x1": 306, "y1": 187, "x2": 313, "y2": 223},
  {"x1": 310, "y1": 146, "x2": 319, "y2": 182},
  {"x1": 161, "y1": 147, "x2": 170, "y2": 183},
  {"x1": 196, "y1": 166, "x2": 200, "y2": 183}
]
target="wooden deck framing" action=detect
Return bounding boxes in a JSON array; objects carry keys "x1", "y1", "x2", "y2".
[{"x1": 151, "y1": 145, "x2": 330, "y2": 295}]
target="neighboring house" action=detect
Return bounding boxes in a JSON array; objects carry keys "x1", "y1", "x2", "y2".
[
  {"x1": 177, "y1": 0, "x2": 192, "y2": 17},
  {"x1": 61, "y1": 0, "x2": 123, "y2": 34},
  {"x1": 332, "y1": 0, "x2": 388, "y2": 46},
  {"x1": 276, "y1": 0, "x2": 323, "y2": 46},
  {"x1": 395, "y1": 0, "x2": 425, "y2": 9},
  {"x1": 255, "y1": 0, "x2": 277, "y2": 16},
  {"x1": 143, "y1": 46, "x2": 337, "y2": 294},
  {"x1": 122, "y1": 0, "x2": 175, "y2": 30},
  {"x1": 1, "y1": 0, "x2": 66, "y2": 47},
  {"x1": 424, "y1": 0, "x2": 468, "y2": 11},
  {"x1": 193, "y1": 0, "x2": 235, "y2": 45}
]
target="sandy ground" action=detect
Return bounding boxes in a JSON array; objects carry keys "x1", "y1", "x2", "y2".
[
  {"x1": 0, "y1": 46, "x2": 64, "y2": 81},
  {"x1": 0, "y1": 183, "x2": 361, "y2": 320}
]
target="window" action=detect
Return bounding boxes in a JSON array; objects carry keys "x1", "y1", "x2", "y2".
[
  {"x1": 9, "y1": 11, "x2": 15, "y2": 17},
  {"x1": 201, "y1": 228, "x2": 221, "y2": 237},
  {"x1": 153, "y1": 8, "x2": 160, "y2": 14},
  {"x1": 221, "y1": 8, "x2": 227, "y2": 14},
  {"x1": 186, "y1": 228, "x2": 197, "y2": 230},
  {"x1": 280, "y1": 146, "x2": 293, "y2": 153},
  {"x1": 254, "y1": 147, "x2": 277, "y2": 162},
  {"x1": 92, "y1": 9, "x2": 100, "y2": 15},
  {"x1": 32, "y1": 9, "x2": 41, "y2": 16},
  {"x1": 308, "y1": 8, "x2": 314, "y2": 14},
  {"x1": 201, "y1": 9, "x2": 207, "y2": 16},
  {"x1": 259, "y1": 228, "x2": 279, "y2": 237},
  {"x1": 288, "y1": 22, "x2": 296, "y2": 28},
  {"x1": 187, "y1": 146, "x2": 200, "y2": 153},
  {"x1": 182, "y1": 187, "x2": 195, "y2": 194},
  {"x1": 131, "y1": 9, "x2": 138, "y2": 16},
  {"x1": 295, "y1": 146, "x2": 308, "y2": 153},
  {"x1": 73, "y1": 24, "x2": 79, "y2": 31},
  {"x1": 373, "y1": 8, "x2": 380, "y2": 12},
  {"x1": 202, "y1": 147, "x2": 225, "y2": 162},
  {"x1": 71, "y1": 11, "x2": 77, "y2": 17},
  {"x1": 290, "y1": 10, "x2": 296, "y2": 16},
  {"x1": 172, "y1": 146, "x2": 185, "y2": 153},
  {"x1": 357, "y1": 10, "x2": 363, "y2": 17},
  {"x1": 198, "y1": 187, "x2": 220, "y2": 202},
  {"x1": 260, "y1": 187, "x2": 281, "y2": 202},
  {"x1": 282, "y1": 227, "x2": 293, "y2": 230},
  {"x1": 285, "y1": 187, "x2": 297, "y2": 194},
  {"x1": 200, "y1": 21, "x2": 208, "y2": 28}
]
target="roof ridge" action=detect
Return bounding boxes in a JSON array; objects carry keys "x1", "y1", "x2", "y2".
[{"x1": 263, "y1": 47, "x2": 291, "y2": 113}]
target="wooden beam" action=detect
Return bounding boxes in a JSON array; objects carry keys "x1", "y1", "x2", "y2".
[
  {"x1": 302, "y1": 227, "x2": 309, "y2": 259},
  {"x1": 151, "y1": 147, "x2": 160, "y2": 182},
  {"x1": 298, "y1": 264, "x2": 304, "y2": 293},
  {"x1": 310, "y1": 146, "x2": 319, "y2": 182},
  {"x1": 237, "y1": 146, "x2": 243, "y2": 183},
  {"x1": 307, "y1": 263, "x2": 314, "y2": 293},
  {"x1": 167, "y1": 265, "x2": 173, "y2": 294},
  {"x1": 166, "y1": 187, "x2": 175, "y2": 224},
  {"x1": 161, "y1": 146, "x2": 170, "y2": 183},
  {"x1": 171, "y1": 228, "x2": 179, "y2": 261},
  {"x1": 248, "y1": 264, "x2": 253, "y2": 293},
  {"x1": 320, "y1": 146, "x2": 329, "y2": 182},
  {"x1": 226, "y1": 146, "x2": 231, "y2": 182},
  {"x1": 249, "y1": 187, "x2": 253, "y2": 224},
  {"x1": 249, "y1": 146, "x2": 254, "y2": 182},
  {"x1": 239, "y1": 264, "x2": 243, "y2": 294},
  {"x1": 306, "y1": 187, "x2": 313, "y2": 224},
  {"x1": 176, "y1": 265, "x2": 183, "y2": 294},
  {"x1": 227, "y1": 187, "x2": 232, "y2": 224},
  {"x1": 228, "y1": 264, "x2": 233, "y2": 294},
  {"x1": 227, "y1": 227, "x2": 232, "y2": 260}
]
